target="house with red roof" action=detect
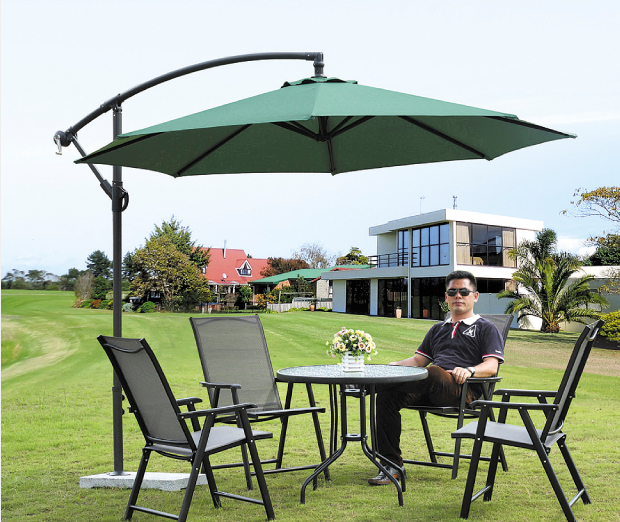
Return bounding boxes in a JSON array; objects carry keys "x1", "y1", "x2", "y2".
[{"x1": 199, "y1": 245, "x2": 269, "y2": 296}]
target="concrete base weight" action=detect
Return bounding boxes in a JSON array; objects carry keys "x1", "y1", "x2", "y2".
[{"x1": 79, "y1": 472, "x2": 207, "y2": 491}]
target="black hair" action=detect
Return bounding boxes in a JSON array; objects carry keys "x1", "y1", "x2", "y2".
[{"x1": 445, "y1": 270, "x2": 477, "y2": 291}]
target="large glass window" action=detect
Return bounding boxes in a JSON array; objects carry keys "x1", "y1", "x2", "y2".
[
  {"x1": 346, "y1": 280, "x2": 370, "y2": 315},
  {"x1": 411, "y1": 223, "x2": 449, "y2": 267},
  {"x1": 378, "y1": 278, "x2": 408, "y2": 317},
  {"x1": 456, "y1": 223, "x2": 516, "y2": 267},
  {"x1": 410, "y1": 277, "x2": 446, "y2": 320}
]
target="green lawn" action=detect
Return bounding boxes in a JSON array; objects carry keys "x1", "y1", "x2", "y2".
[{"x1": 2, "y1": 290, "x2": 619, "y2": 522}]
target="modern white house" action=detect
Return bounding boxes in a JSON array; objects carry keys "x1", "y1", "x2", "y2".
[{"x1": 322, "y1": 209, "x2": 544, "y2": 327}]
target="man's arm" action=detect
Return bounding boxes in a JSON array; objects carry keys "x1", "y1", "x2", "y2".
[
  {"x1": 447, "y1": 357, "x2": 500, "y2": 385},
  {"x1": 389, "y1": 353, "x2": 430, "y2": 367}
]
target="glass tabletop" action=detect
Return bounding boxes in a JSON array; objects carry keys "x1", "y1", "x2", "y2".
[{"x1": 277, "y1": 364, "x2": 427, "y2": 385}]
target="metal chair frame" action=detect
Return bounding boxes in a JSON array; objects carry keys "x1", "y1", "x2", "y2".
[
  {"x1": 453, "y1": 320, "x2": 603, "y2": 522},
  {"x1": 190, "y1": 315, "x2": 329, "y2": 487},
  {"x1": 98, "y1": 335, "x2": 275, "y2": 521},
  {"x1": 402, "y1": 314, "x2": 513, "y2": 479}
]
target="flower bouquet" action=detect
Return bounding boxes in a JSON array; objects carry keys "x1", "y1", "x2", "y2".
[{"x1": 327, "y1": 327, "x2": 377, "y2": 371}]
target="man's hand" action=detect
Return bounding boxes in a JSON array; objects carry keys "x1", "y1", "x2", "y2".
[{"x1": 447, "y1": 367, "x2": 474, "y2": 385}]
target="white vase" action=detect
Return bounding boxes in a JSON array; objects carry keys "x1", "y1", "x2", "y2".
[{"x1": 342, "y1": 352, "x2": 365, "y2": 372}]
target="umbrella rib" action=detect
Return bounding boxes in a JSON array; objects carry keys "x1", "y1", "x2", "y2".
[
  {"x1": 329, "y1": 116, "x2": 374, "y2": 139},
  {"x1": 78, "y1": 133, "x2": 163, "y2": 161},
  {"x1": 271, "y1": 121, "x2": 319, "y2": 141},
  {"x1": 487, "y1": 116, "x2": 577, "y2": 138},
  {"x1": 175, "y1": 124, "x2": 251, "y2": 177},
  {"x1": 399, "y1": 116, "x2": 490, "y2": 160}
]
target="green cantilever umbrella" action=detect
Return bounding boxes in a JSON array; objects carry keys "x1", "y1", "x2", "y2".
[{"x1": 77, "y1": 76, "x2": 575, "y2": 175}]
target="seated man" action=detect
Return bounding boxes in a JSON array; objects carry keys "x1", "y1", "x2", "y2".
[{"x1": 368, "y1": 270, "x2": 505, "y2": 485}]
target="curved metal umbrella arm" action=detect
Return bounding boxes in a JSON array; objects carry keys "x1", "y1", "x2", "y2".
[{"x1": 54, "y1": 52, "x2": 325, "y2": 149}]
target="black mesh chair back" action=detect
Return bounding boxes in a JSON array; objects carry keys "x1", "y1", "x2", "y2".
[
  {"x1": 189, "y1": 315, "x2": 329, "y2": 483},
  {"x1": 191, "y1": 315, "x2": 281, "y2": 413},
  {"x1": 545, "y1": 319, "x2": 600, "y2": 436},
  {"x1": 101, "y1": 336, "x2": 191, "y2": 449},
  {"x1": 97, "y1": 335, "x2": 274, "y2": 521},
  {"x1": 453, "y1": 320, "x2": 604, "y2": 522}
]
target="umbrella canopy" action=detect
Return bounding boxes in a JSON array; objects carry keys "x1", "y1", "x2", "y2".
[{"x1": 77, "y1": 77, "x2": 575, "y2": 176}]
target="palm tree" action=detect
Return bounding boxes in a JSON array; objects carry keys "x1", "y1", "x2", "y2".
[{"x1": 498, "y1": 229, "x2": 608, "y2": 333}]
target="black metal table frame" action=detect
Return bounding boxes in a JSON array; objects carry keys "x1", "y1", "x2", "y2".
[{"x1": 276, "y1": 365, "x2": 428, "y2": 506}]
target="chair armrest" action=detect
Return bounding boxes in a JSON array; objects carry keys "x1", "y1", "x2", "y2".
[
  {"x1": 176, "y1": 397, "x2": 203, "y2": 408},
  {"x1": 200, "y1": 381, "x2": 242, "y2": 390},
  {"x1": 466, "y1": 376, "x2": 502, "y2": 384},
  {"x1": 493, "y1": 388, "x2": 557, "y2": 398},
  {"x1": 179, "y1": 402, "x2": 258, "y2": 419},
  {"x1": 469, "y1": 399, "x2": 558, "y2": 412}
]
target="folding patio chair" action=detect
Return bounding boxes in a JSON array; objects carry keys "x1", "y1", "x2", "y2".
[
  {"x1": 452, "y1": 319, "x2": 603, "y2": 522},
  {"x1": 402, "y1": 314, "x2": 513, "y2": 479},
  {"x1": 97, "y1": 335, "x2": 275, "y2": 522},
  {"x1": 190, "y1": 315, "x2": 329, "y2": 485}
]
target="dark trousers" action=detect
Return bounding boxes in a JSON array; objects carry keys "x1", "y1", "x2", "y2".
[{"x1": 375, "y1": 365, "x2": 478, "y2": 467}]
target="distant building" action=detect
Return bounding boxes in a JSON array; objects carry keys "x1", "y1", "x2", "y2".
[
  {"x1": 321, "y1": 209, "x2": 544, "y2": 325},
  {"x1": 200, "y1": 245, "x2": 269, "y2": 296}
]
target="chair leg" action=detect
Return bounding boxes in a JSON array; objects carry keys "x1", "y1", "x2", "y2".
[
  {"x1": 419, "y1": 411, "x2": 438, "y2": 463},
  {"x1": 275, "y1": 416, "x2": 289, "y2": 470},
  {"x1": 451, "y1": 437, "x2": 463, "y2": 479},
  {"x1": 178, "y1": 451, "x2": 210, "y2": 522},
  {"x1": 245, "y1": 433, "x2": 275, "y2": 520},
  {"x1": 202, "y1": 456, "x2": 221, "y2": 510},
  {"x1": 460, "y1": 432, "x2": 484, "y2": 520},
  {"x1": 239, "y1": 443, "x2": 254, "y2": 490},
  {"x1": 125, "y1": 448, "x2": 150, "y2": 520},
  {"x1": 483, "y1": 443, "x2": 502, "y2": 502},
  {"x1": 532, "y1": 438, "x2": 577, "y2": 522},
  {"x1": 557, "y1": 438, "x2": 591, "y2": 505}
]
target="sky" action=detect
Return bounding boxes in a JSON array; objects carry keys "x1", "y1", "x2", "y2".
[{"x1": 2, "y1": 0, "x2": 619, "y2": 278}]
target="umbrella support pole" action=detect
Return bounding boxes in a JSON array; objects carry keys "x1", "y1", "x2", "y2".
[{"x1": 54, "y1": 51, "x2": 325, "y2": 476}]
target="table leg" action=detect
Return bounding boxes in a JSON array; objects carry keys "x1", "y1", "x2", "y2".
[{"x1": 301, "y1": 384, "x2": 348, "y2": 503}]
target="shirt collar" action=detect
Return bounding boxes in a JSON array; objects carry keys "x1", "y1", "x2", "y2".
[{"x1": 443, "y1": 314, "x2": 480, "y2": 326}]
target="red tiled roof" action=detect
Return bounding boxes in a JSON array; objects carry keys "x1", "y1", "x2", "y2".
[{"x1": 201, "y1": 248, "x2": 269, "y2": 286}]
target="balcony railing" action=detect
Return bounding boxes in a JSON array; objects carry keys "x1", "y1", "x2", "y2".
[{"x1": 368, "y1": 252, "x2": 416, "y2": 268}]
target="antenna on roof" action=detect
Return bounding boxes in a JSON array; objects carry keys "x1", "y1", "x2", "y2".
[
  {"x1": 224, "y1": 240, "x2": 227, "y2": 258},
  {"x1": 453, "y1": 195, "x2": 458, "y2": 210}
]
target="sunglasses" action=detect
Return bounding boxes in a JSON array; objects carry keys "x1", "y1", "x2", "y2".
[{"x1": 446, "y1": 288, "x2": 476, "y2": 297}]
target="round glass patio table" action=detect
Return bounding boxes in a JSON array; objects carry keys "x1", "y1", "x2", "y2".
[{"x1": 276, "y1": 364, "x2": 428, "y2": 506}]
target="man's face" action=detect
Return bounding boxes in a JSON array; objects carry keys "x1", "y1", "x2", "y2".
[{"x1": 445, "y1": 278, "x2": 479, "y2": 319}]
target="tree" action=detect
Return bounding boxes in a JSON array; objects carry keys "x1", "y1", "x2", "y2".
[
  {"x1": 75, "y1": 272, "x2": 95, "y2": 302},
  {"x1": 150, "y1": 217, "x2": 210, "y2": 269},
  {"x1": 567, "y1": 186, "x2": 620, "y2": 224},
  {"x1": 86, "y1": 250, "x2": 112, "y2": 279},
  {"x1": 498, "y1": 229, "x2": 608, "y2": 333},
  {"x1": 260, "y1": 257, "x2": 310, "y2": 277},
  {"x1": 59, "y1": 268, "x2": 83, "y2": 291},
  {"x1": 122, "y1": 250, "x2": 140, "y2": 282},
  {"x1": 565, "y1": 186, "x2": 620, "y2": 294},
  {"x1": 336, "y1": 246, "x2": 369, "y2": 265},
  {"x1": 131, "y1": 235, "x2": 211, "y2": 312},
  {"x1": 292, "y1": 242, "x2": 335, "y2": 269},
  {"x1": 587, "y1": 234, "x2": 620, "y2": 266},
  {"x1": 2, "y1": 269, "x2": 27, "y2": 289}
]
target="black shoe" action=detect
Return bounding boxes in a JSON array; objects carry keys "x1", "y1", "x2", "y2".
[{"x1": 367, "y1": 465, "x2": 401, "y2": 486}]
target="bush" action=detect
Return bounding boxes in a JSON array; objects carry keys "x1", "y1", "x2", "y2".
[
  {"x1": 122, "y1": 302, "x2": 134, "y2": 313},
  {"x1": 138, "y1": 301, "x2": 157, "y2": 313},
  {"x1": 98, "y1": 300, "x2": 110, "y2": 309},
  {"x1": 600, "y1": 311, "x2": 620, "y2": 342},
  {"x1": 90, "y1": 299, "x2": 102, "y2": 309},
  {"x1": 79, "y1": 299, "x2": 93, "y2": 308}
]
